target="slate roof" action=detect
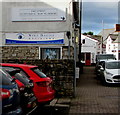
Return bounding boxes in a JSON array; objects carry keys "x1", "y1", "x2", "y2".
[{"x1": 98, "y1": 28, "x2": 115, "y2": 41}]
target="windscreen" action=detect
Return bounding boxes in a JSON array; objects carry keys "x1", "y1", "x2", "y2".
[
  {"x1": 106, "y1": 62, "x2": 120, "y2": 69},
  {"x1": 97, "y1": 55, "x2": 115, "y2": 60}
]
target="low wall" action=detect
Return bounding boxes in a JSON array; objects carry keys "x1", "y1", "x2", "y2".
[{"x1": 2, "y1": 59, "x2": 75, "y2": 98}]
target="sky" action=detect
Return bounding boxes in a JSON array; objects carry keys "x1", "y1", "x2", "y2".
[
  {"x1": 0, "y1": 0, "x2": 119, "y2": 35},
  {"x1": 81, "y1": 1, "x2": 119, "y2": 35}
]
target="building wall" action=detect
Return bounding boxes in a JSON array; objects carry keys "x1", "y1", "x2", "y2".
[
  {"x1": 1, "y1": 1, "x2": 76, "y2": 59},
  {"x1": 106, "y1": 36, "x2": 120, "y2": 60},
  {"x1": 1, "y1": 46, "x2": 75, "y2": 60},
  {"x1": 2, "y1": 1, "x2": 73, "y2": 45},
  {"x1": 81, "y1": 35, "x2": 98, "y2": 64},
  {"x1": 1, "y1": 46, "x2": 39, "y2": 59}
]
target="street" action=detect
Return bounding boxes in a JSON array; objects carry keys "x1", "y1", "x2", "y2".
[{"x1": 31, "y1": 66, "x2": 120, "y2": 115}]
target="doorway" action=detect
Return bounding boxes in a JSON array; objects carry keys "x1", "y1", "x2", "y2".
[{"x1": 85, "y1": 53, "x2": 91, "y2": 65}]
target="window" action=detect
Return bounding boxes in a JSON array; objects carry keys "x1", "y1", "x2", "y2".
[
  {"x1": 41, "y1": 48, "x2": 60, "y2": 59},
  {"x1": 81, "y1": 53, "x2": 85, "y2": 61},
  {"x1": 82, "y1": 39, "x2": 85, "y2": 44},
  {"x1": 32, "y1": 67, "x2": 47, "y2": 78},
  {"x1": 119, "y1": 53, "x2": 120, "y2": 60},
  {"x1": 0, "y1": 70, "x2": 13, "y2": 85}
]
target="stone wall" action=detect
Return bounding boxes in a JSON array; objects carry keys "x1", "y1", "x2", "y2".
[
  {"x1": 1, "y1": 46, "x2": 39, "y2": 59},
  {"x1": 2, "y1": 59, "x2": 75, "y2": 97},
  {"x1": 1, "y1": 46, "x2": 75, "y2": 60}
]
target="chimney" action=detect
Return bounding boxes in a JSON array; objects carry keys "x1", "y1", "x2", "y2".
[{"x1": 115, "y1": 24, "x2": 120, "y2": 31}]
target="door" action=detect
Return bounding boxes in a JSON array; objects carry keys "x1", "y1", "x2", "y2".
[{"x1": 85, "y1": 53, "x2": 91, "y2": 66}]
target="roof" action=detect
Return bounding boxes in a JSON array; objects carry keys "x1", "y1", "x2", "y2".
[
  {"x1": 109, "y1": 34, "x2": 118, "y2": 41},
  {"x1": 81, "y1": 34, "x2": 98, "y2": 43},
  {"x1": 113, "y1": 36, "x2": 120, "y2": 43},
  {"x1": 107, "y1": 33, "x2": 120, "y2": 43},
  {"x1": 87, "y1": 35, "x2": 102, "y2": 42},
  {"x1": 105, "y1": 60, "x2": 120, "y2": 63},
  {"x1": 98, "y1": 28, "x2": 115, "y2": 41}
]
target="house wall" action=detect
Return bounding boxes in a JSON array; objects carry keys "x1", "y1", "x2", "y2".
[
  {"x1": 81, "y1": 35, "x2": 98, "y2": 64},
  {"x1": 106, "y1": 36, "x2": 113, "y2": 54},
  {"x1": 106, "y1": 36, "x2": 120, "y2": 60},
  {"x1": 109, "y1": 43, "x2": 119, "y2": 60}
]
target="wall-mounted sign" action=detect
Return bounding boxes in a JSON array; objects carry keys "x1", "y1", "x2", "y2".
[
  {"x1": 11, "y1": 7, "x2": 66, "y2": 21},
  {"x1": 5, "y1": 33, "x2": 64, "y2": 44}
]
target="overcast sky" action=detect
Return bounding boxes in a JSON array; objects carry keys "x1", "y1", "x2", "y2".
[
  {"x1": 81, "y1": 1, "x2": 119, "y2": 35},
  {"x1": 1, "y1": 0, "x2": 119, "y2": 35}
]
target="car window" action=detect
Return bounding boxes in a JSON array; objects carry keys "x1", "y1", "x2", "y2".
[
  {"x1": 32, "y1": 68, "x2": 47, "y2": 78},
  {"x1": 1, "y1": 66, "x2": 30, "y2": 78},
  {"x1": 97, "y1": 55, "x2": 115, "y2": 60},
  {"x1": 0, "y1": 70, "x2": 13, "y2": 86},
  {"x1": 14, "y1": 73, "x2": 30, "y2": 85},
  {"x1": 106, "y1": 62, "x2": 120, "y2": 69}
]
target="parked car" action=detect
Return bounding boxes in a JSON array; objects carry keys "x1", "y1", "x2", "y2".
[
  {"x1": 1, "y1": 67, "x2": 37, "y2": 114},
  {"x1": 95, "y1": 54, "x2": 116, "y2": 64},
  {"x1": 0, "y1": 63, "x2": 55, "y2": 104},
  {"x1": 95, "y1": 54, "x2": 116, "y2": 77},
  {"x1": 98, "y1": 60, "x2": 120, "y2": 85},
  {"x1": 0, "y1": 69, "x2": 22, "y2": 115}
]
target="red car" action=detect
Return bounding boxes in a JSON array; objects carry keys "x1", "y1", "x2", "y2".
[{"x1": 0, "y1": 63, "x2": 55, "y2": 104}]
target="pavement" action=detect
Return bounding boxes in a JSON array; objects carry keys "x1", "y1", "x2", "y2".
[{"x1": 69, "y1": 66, "x2": 120, "y2": 115}]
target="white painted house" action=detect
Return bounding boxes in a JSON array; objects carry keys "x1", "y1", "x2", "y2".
[
  {"x1": 106, "y1": 33, "x2": 120, "y2": 60},
  {"x1": 81, "y1": 34, "x2": 98, "y2": 65}
]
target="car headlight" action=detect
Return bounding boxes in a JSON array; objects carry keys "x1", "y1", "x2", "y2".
[{"x1": 106, "y1": 71, "x2": 113, "y2": 76}]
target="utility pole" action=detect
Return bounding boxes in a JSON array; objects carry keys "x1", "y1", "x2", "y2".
[
  {"x1": 78, "y1": 0, "x2": 82, "y2": 74},
  {"x1": 101, "y1": 20, "x2": 104, "y2": 54},
  {"x1": 66, "y1": 31, "x2": 71, "y2": 59}
]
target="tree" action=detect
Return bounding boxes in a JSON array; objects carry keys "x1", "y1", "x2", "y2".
[
  {"x1": 83, "y1": 31, "x2": 94, "y2": 35},
  {"x1": 83, "y1": 32, "x2": 87, "y2": 35},
  {"x1": 87, "y1": 31, "x2": 93, "y2": 35}
]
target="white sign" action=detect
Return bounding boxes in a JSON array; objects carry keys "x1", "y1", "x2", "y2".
[
  {"x1": 12, "y1": 7, "x2": 66, "y2": 21},
  {"x1": 5, "y1": 33, "x2": 64, "y2": 44},
  {"x1": 76, "y1": 67, "x2": 79, "y2": 78}
]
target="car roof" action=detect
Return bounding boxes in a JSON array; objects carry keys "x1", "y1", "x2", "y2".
[
  {"x1": 96, "y1": 54, "x2": 114, "y2": 56},
  {"x1": 98, "y1": 59, "x2": 115, "y2": 61},
  {"x1": 0, "y1": 63, "x2": 37, "y2": 68},
  {"x1": 105, "y1": 60, "x2": 120, "y2": 63}
]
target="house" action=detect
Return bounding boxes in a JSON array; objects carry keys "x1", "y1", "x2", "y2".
[
  {"x1": 81, "y1": 34, "x2": 98, "y2": 65},
  {"x1": 98, "y1": 24, "x2": 120, "y2": 54},
  {"x1": 106, "y1": 33, "x2": 120, "y2": 60},
  {"x1": 103, "y1": 24, "x2": 120, "y2": 60}
]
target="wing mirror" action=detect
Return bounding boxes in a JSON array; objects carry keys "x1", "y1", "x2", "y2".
[{"x1": 100, "y1": 66, "x2": 104, "y2": 71}]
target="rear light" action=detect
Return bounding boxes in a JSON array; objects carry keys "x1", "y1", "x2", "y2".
[
  {"x1": 1, "y1": 88, "x2": 10, "y2": 99},
  {"x1": 27, "y1": 102, "x2": 32, "y2": 108},
  {"x1": 36, "y1": 81, "x2": 50, "y2": 87}
]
